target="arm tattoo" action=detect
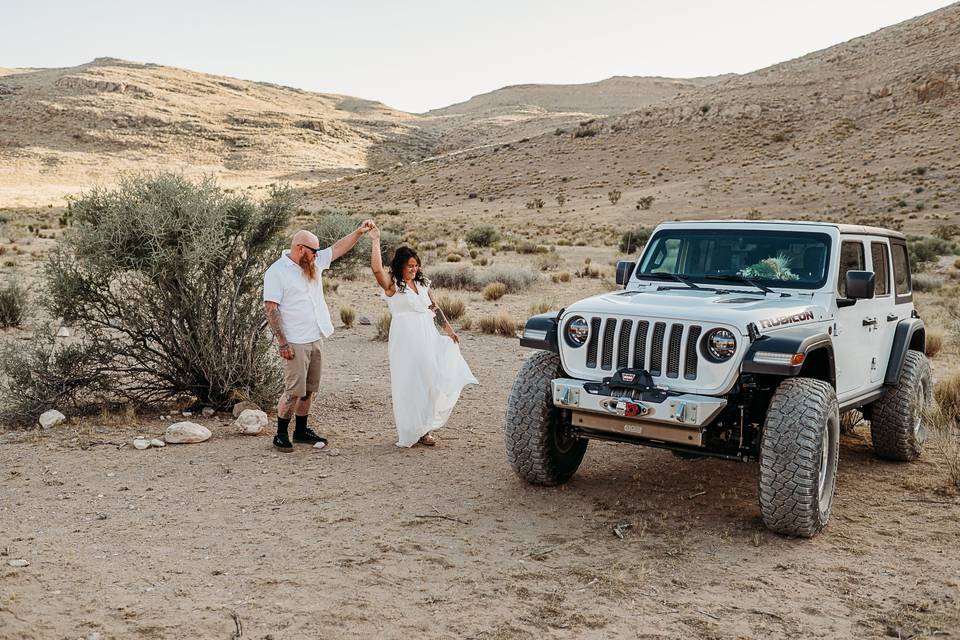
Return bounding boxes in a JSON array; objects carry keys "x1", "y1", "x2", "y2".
[{"x1": 265, "y1": 303, "x2": 287, "y2": 345}]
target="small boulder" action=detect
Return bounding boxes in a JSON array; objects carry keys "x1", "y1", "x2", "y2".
[
  {"x1": 164, "y1": 422, "x2": 211, "y2": 444},
  {"x1": 231, "y1": 401, "x2": 261, "y2": 418},
  {"x1": 201, "y1": 407, "x2": 216, "y2": 418},
  {"x1": 359, "y1": 316, "x2": 372, "y2": 326},
  {"x1": 56, "y1": 326, "x2": 72, "y2": 338},
  {"x1": 235, "y1": 409, "x2": 268, "y2": 435},
  {"x1": 7, "y1": 559, "x2": 29, "y2": 568},
  {"x1": 132, "y1": 438, "x2": 151, "y2": 450},
  {"x1": 150, "y1": 439, "x2": 165, "y2": 448},
  {"x1": 39, "y1": 410, "x2": 66, "y2": 429}
]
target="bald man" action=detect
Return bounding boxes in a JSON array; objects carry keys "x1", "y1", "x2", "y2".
[{"x1": 263, "y1": 222, "x2": 374, "y2": 452}]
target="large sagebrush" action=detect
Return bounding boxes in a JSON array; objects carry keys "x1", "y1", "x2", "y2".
[{"x1": 43, "y1": 173, "x2": 295, "y2": 408}]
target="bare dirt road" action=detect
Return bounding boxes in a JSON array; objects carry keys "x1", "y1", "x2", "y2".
[{"x1": 1, "y1": 328, "x2": 958, "y2": 639}]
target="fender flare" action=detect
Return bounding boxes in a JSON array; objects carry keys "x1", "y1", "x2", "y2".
[
  {"x1": 884, "y1": 318, "x2": 925, "y2": 385},
  {"x1": 741, "y1": 327, "x2": 836, "y2": 386},
  {"x1": 519, "y1": 311, "x2": 561, "y2": 353}
]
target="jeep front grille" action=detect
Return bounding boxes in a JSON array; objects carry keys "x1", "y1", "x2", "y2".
[{"x1": 583, "y1": 317, "x2": 703, "y2": 381}]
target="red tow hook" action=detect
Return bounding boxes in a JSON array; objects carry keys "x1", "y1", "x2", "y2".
[{"x1": 623, "y1": 402, "x2": 642, "y2": 417}]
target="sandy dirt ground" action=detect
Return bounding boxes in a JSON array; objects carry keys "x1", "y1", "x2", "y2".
[{"x1": 2, "y1": 327, "x2": 958, "y2": 640}]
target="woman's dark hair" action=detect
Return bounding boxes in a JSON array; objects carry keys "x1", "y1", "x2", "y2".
[{"x1": 389, "y1": 246, "x2": 429, "y2": 292}]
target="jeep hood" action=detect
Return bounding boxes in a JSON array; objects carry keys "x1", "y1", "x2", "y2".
[{"x1": 562, "y1": 288, "x2": 827, "y2": 335}]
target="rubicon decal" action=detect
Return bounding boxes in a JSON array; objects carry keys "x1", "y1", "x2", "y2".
[{"x1": 758, "y1": 309, "x2": 815, "y2": 329}]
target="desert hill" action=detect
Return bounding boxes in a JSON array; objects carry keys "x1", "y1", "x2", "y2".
[
  {"x1": 0, "y1": 58, "x2": 431, "y2": 206},
  {"x1": 307, "y1": 3, "x2": 960, "y2": 237}
]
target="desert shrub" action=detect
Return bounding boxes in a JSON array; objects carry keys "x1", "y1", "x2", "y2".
[
  {"x1": 636, "y1": 196, "x2": 655, "y2": 210},
  {"x1": 459, "y1": 316, "x2": 473, "y2": 331},
  {"x1": 551, "y1": 271, "x2": 572, "y2": 283},
  {"x1": 0, "y1": 324, "x2": 109, "y2": 426},
  {"x1": 573, "y1": 121, "x2": 600, "y2": 138},
  {"x1": 374, "y1": 312, "x2": 391, "y2": 341},
  {"x1": 433, "y1": 292, "x2": 466, "y2": 321},
  {"x1": 314, "y1": 210, "x2": 400, "y2": 279},
  {"x1": 608, "y1": 189, "x2": 622, "y2": 205},
  {"x1": 954, "y1": 258, "x2": 960, "y2": 270},
  {"x1": 429, "y1": 265, "x2": 479, "y2": 290},
  {"x1": 446, "y1": 253, "x2": 462, "y2": 262},
  {"x1": 908, "y1": 235, "x2": 955, "y2": 272},
  {"x1": 912, "y1": 273, "x2": 944, "y2": 292},
  {"x1": 43, "y1": 173, "x2": 293, "y2": 408},
  {"x1": 465, "y1": 225, "x2": 500, "y2": 247},
  {"x1": 482, "y1": 282, "x2": 507, "y2": 301},
  {"x1": 529, "y1": 300, "x2": 553, "y2": 316},
  {"x1": 556, "y1": 192, "x2": 567, "y2": 208},
  {"x1": 469, "y1": 249, "x2": 479, "y2": 259},
  {"x1": 933, "y1": 224, "x2": 960, "y2": 240},
  {"x1": 927, "y1": 377, "x2": 960, "y2": 489},
  {"x1": 525, "y1": 198, "x2": 545, "y2": 210},
  {"x1": 619, "y1": 226, "x2": 652, "y2": 254},
  {"x1": 481, "y1": 266, "x2": 537, "y2": 293},
  {"x1": 478, "y1": 311, "x2": 517, "y2": 336},
  {"x1": 535, "y1": 252, "x2": 563, "y2": 271},
  {"x1": 925, "y1": 329, "x2": 945, "y2": 358},
  {"x1": 0, "y1": 277, "x2": 28, "y2": 328},
  {"x1": 340, "y1": 305, "x2": 356, "y2": 328}
]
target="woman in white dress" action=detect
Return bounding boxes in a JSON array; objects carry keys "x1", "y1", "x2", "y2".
[{"x1": 369, "y1": 226, "x2": 478, "y2": 447}]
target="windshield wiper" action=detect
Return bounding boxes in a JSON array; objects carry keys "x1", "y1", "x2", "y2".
[
  {"x1": 637, "y1": 272, "x2": 702, "y2": 290},
  {"x1": 705, "y1": 274, "x2": 789, "y2": 297}
]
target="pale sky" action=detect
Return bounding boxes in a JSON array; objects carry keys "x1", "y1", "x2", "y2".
[{"x1": 2, "y1": 0, "x2": 954, "y2": 113}]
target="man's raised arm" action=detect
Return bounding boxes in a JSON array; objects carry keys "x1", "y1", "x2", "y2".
[{"x1": 330, "y1": 218, "x2": 375, "y2": 261}]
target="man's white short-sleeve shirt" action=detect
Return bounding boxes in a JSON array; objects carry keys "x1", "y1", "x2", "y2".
[{"x1": 263, "y1": 248, "x2": 334, "y2": 343}]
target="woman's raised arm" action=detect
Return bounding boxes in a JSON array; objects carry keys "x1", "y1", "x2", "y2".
[{"x1": 370, "y1": 226, "x2": 394, "y2": 293}]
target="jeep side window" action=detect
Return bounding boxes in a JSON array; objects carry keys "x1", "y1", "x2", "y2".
[
  {"x1": 871, "y1": 241, "x2": 890, "y2": 296},
  {"x1": 891, "y1": 241, "x2": 912, "y2": 302},
  {"x1": 837, "y1": 240, "x2": 864, "y2": 298}
]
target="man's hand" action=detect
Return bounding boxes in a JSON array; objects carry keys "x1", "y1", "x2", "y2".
[
  {"x1": 359, "y1": 219, "x2": 376, "y2": 234},
  {"x1": 279, "y1": 343, "x2": 295, "y2": 360}
]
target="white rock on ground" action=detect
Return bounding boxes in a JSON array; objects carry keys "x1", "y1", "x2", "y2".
[
  {"x1": 7, "y1": 559, "x2": 29, "y2": 568},
  {"x1": 201, "y1": 407, "x2": 216, "y2": 417},
  {"x1": 231, "y1": 401, "x2": 261, "y2": 418},
  {"x1": 164, "y1": 422, "x2": 211, "y2": 444},
  {"x1": 133, "y1": 438, "x2": 151, "y2": 450},
  {"x1": 150, "y1": 439, "x2": 165, "y2": 448},
  {"x1": 235, "y1": 409, "x2": 268, "y2": 435},
  {"x1": 38, "y1": 410, "x2": 66, "y2": 429}
]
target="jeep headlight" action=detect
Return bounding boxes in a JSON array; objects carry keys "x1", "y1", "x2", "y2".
[
  {"x1": 703, "y1": 328, "x2": 737, "y2": 361},
  {"x1": 565, "y1": 316, "x2": 589, "y2": 347}
]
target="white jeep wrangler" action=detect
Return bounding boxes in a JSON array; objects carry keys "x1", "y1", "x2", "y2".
[{"x1": 505, "y1": 220, "x2": 931, "y2": 537}]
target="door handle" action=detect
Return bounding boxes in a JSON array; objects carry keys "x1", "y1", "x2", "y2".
[
  {"x1": 862, "y1": 317, "x2": 878, "y2": 327},
  {"x1": 886, "y1": 314, "x2": 898, "y2": 322}
]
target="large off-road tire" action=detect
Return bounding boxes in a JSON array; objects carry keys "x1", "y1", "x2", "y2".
[
  {"x1": 758, "y1": 378, "x2": 840, "y2": 538},
  {"x1": 504, "y1": 351, "x2": 587, "y2": 485},
  {"x1": 869, "y1": 350, "x2": 932, "y2": 462}
]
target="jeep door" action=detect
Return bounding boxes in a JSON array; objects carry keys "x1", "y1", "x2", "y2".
[
  {"x1": 833, "y1": 237, "x2": 880, "y2": 397},
  {"x1": 868, "y1": 239, "x2": 897, "y2": 384}
]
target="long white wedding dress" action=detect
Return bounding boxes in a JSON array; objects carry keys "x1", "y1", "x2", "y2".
[{"x1": 385, "y1": 283, "x2": 478, "y2": 447}]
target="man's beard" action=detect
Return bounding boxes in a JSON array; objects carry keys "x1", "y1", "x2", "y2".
[{"x1": 299, "y1": 255, "x2": 317, "y2": 281}]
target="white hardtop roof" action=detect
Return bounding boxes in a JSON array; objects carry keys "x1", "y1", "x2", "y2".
[{"x1": 655, "y1": 219, "x2": 906, "y2": 240}]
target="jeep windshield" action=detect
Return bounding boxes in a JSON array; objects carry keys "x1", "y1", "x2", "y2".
[{"x1": 635, "y1": 229, "x2": 831, "y2": 290}]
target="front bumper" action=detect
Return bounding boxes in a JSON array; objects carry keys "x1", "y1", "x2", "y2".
[{"x1": 551, "y1": 378, "x2": 727, "y2": 447}]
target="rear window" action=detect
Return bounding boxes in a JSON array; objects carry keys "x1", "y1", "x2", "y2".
[{"x1": 892, "y1": 242, "x2": 911, "y2": 297}]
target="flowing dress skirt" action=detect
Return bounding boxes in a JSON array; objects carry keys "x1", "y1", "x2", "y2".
[{"x1": 386, "y1": 286, "x2": 478, "y2": 447}]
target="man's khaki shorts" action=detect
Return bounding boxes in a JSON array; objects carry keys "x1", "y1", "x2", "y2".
[{"x1": 282, "y1": 339, "x2": 323, "y2": 397}]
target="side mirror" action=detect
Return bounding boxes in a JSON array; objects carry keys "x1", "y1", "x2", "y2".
[
  {"x1": 615, "y1": 261, "x2": 635, "y2": 286},
  {"x1": 845, "y1": 270, "x2": 875, "y2": 300}
]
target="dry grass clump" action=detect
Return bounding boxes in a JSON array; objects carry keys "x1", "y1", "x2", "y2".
[
  {"x1": 953, "y1": 257, "x2": 960, "y2": 270},
  {"x1": 459, "y1": 316, "x2": 473, "y2": 331},
  {"x1": 479, "y1": 311, "x2": 518, "y2": 336},
  {"x1": 912, "y1": 273, "x2": 944, "y2": 292},
  {"x1": 340, "y1": 305, "x2": 356, "y2": 328},
  {"x1": 535, "y1": 252, "x2": 563, "y2": 271},
  {"x1": 434, "y1": 293, "x2": 466, "y2": 321},
  {"x1": 925, "y1": 329, "x2": 945, "y2": 358},
  {"x1": 529, "y1": 300, "x2": 554, "y2": 316},
  {"x1": 0, "y1": 278, "x2": 28, "y2": 328},
  {"x1": 446, "y1": 253, "x2": 462, "y2": 262},
  {"x1": 926, "y1": 377, "x2": 960, "y2": 489},
  {"x1": 483, "y1": 282, "x2": 508, "y2": 301},
  {"x1": 551, "y1": 271, "x2": 572, "y2": 283},
  {"x1": 374, "y1": 312, "x2": 391, "y2": 341}
]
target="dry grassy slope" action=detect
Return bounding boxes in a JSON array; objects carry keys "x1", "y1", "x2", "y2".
[
  {"x1": 419, "y1": 75, "x2": 728, "y2": 153},
  {"x1": 308, "y1": 4, "x2": 960, "y2": 239},
  {"x1": 0, "y1": 58, "x2": 433, "y2": 206}
]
